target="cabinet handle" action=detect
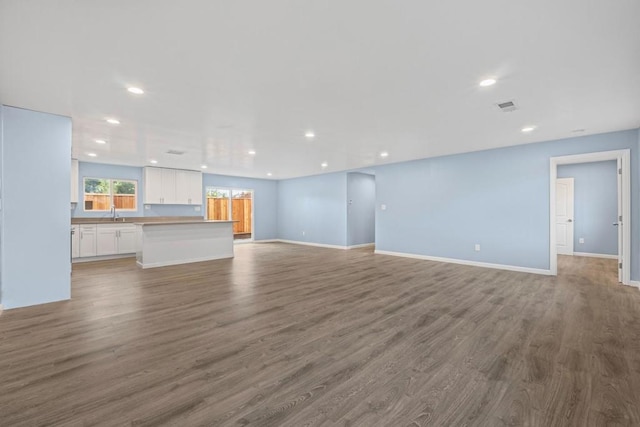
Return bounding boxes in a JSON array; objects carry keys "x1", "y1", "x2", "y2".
[{"x1": 80, "y1": 232, "x2": 83, "y2": 239}]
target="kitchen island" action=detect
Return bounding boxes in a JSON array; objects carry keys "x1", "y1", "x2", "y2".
[{"x1": 135, "y1": 220, "x2": 235, "y2": 268}]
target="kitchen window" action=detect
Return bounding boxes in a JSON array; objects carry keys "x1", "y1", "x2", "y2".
[{"x1": 84, "y1": 178, "x2": 137, "y2": 211}]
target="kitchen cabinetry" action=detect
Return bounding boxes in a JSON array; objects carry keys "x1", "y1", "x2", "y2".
[
  {"x1": 79, "y1": 224, "x2": 97, "y2": 257},
  {"x1": 96, "y1": 224, "x2": 136, "y2": 256},
  {"x1": 71, "y1": 225, "x2": 80, "y2": 258},
  {"x1": 71, "y1": 159, "x2": 79, "y2": 204},
  {"x1": 143, "y1": 167, "x2": 201, "y2": 205}
]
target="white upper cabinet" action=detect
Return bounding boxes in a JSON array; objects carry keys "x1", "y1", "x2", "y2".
[
  {"x1": 71, "y1": 159, "x2": 79, "y2": 203},
  {"x1": 144, "y1": 167, "x2": 163, "y2": 204},
  {"x1": 144, "y1": 167, "x2": 201, "y2": 205}
]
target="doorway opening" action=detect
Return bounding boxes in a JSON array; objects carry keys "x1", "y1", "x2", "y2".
[
  {"x1": 206, "y1": 187, "x2": 254, "y2": 241},
  {"x1": 550, "y1": 150, "x2": 630, "y2": 285}
]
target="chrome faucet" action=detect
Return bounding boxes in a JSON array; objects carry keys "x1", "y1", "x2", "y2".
[{"x1": 111, "y1": 204, "x2": 119, "y2": 221}]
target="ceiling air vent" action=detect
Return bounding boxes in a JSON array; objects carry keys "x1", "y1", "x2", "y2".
[
  {"x1": 166, "y1": 149, "x2": 186, "y2": 155},
  {"x1": 496, "y1": 100, "x2": 518, "y2": 112}
]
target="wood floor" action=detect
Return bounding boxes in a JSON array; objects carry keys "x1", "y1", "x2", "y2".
[{"x1": 1, "y1": 245, "x2": 640, "y2": 426}]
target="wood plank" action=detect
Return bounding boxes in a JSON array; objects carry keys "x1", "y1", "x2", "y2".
[{"x1": 0, "y1": 247, "x2": 639, "y2": 426}]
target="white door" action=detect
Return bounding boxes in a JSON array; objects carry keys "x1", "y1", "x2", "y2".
[
  {"x1": 616, "y1": 159, "x2": 623, "y2": 282},
  {"x1": 556, "y1": 178, "x2": 574, "y2": 255}
]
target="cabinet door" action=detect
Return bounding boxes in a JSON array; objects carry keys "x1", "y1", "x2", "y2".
[
  {"x1": 144, "y1": 167, "x2": 163, "y2": 204},
  {"x1": 96, "y1": 225, "x2": 118, "y2": 256},
  {"x1": 161, "y1": 168, "x2": 177, "y2": 204},
  {"x1": 71, "y1": 225, "x2": 80, "y2": 258},
  {"x1": 174, "y1": 170, "x2": 190, "y2": 204},
  {"x1": 117, "y1": 226, "x2": 136, "y2": 254},
  {"x1": 79, "y1": 225, "x2": 97, "y2": 257},
  {"x1": 188, "y1": 171, "x2": 202, "y2": 205}
]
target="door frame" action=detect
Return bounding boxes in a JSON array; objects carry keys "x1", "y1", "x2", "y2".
[
  {"x1": 555, "y1": 177, "x2": 575, "y2": 256},
  {"x1": 549, "y1": 149, "x2": 630, "y2": 284},
  {"x1": 205, "y1": 186, "x2": 255, "y2": 242}
]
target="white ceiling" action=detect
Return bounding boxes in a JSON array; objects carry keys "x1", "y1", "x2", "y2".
[{"x1": 1, "y1": 0, "x2": 639, "y2": 179}]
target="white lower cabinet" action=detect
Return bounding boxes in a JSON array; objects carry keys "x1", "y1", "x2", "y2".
[
  {"x1": 79, "y1": 225, "x2": 97, "y2": 257},
  {"x1": 74, "y1": 223, "x2": 136, "y2": 258},
  {"x1": 117, "y1": 226, "x2": 136, "y2": 254},
  {"x1": 71, "y1": 225, "x2": 80, "y2": 258}
]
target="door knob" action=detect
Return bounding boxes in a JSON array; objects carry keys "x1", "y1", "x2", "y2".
[
  {"x1": 567, "y1": 219, "x2": 573, "y2": 222},
  {"x1": 613, "y1": 223, "x2": 619, "y2": 226}
]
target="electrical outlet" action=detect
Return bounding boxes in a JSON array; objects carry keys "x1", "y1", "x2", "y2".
[
  {"x1": 144, "y1": 204, "x2": 150, "y2": 210},
  {"x1": 474, "y1": 244, "x2": 481, "y2": 252},
  {"x1": 381, "y1": 204, "x2": 387, "y2": 210},
  {"x1": 194, "y1": 206, "x2": 201, "y2": 212},
  {"x1": 579, "y1": 238, "x2": 584, "y2": 244},
  {"x1": 302, "y1": 231, "x2": 306, "y2": 236}
]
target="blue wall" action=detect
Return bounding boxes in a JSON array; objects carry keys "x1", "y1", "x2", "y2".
[
  {"x1": 72, "y1": 163, "x2": 278, "y2": 240},
  {"x1": 202, "y1": 173, "x2": 278, "y2": 240},
  {"x1": 1, "y1": 106, "x2": 71, "y2": 309},
  {"x1": 374, "y1": 129, "x2": 639, "y2": 277},
  {"x1": 558, "y1": 161, "x2": 618, "y2": 256},
  {"x1": 278, "y1": 172, "x2": 348, "y2": 246},
  {"x1": 347, "y1": 172, "x2": 376, "y2": 246},
  {"x1": 72, "y1": 162, "x2": 202, "y2": 218}
]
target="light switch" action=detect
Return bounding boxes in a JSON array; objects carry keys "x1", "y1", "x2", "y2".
[
  {"x1": 381, "y1": 204, "x2": 387, "y2": 211},
  {"x1": 579, "y1": 238, "x2": 585, "y2": 244}
]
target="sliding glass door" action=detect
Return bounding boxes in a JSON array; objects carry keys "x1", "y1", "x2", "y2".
[{"x1": 206, "y1": 187, "x2": 253, "y2": 241}]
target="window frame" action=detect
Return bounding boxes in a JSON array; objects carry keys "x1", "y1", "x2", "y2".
[{"x1": 83, "y1": 177, "x2": 138, "y2": 212}]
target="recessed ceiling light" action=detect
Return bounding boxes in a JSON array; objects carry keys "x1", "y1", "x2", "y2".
[
  {"x1": 87, "y1": 153, "x2": 97, "y2": 157},
  {"x1": 479, "y1": 78, "x2": 497, "y2": 87},
  {"x1": 201, "y1": 165, "x2": 208, "y2": 169},
  {"x1": 248, "y1": 150, "x2": 256, "y2": 155},
  {"x1": 380, "y1": 151, "x2": 389, "y2": 158},
  {"x1": 94, "y1": 139, "x2": 107, "y2": 144},
  {"x1": 127, "y1": 87, "x2": 144, "y2": 95},
  {"x1": 267, "y1": 172, "x2": 273, "y2": 177},
  {"x1": 150, "y1": 159, "x2": 158, "y2": 164},
  {"x1": 521, "y1": 126, "x2": 536, "y2": 133},
  {"x1": 321, "y1": 162, "x2": 328, "y2": 168},
  {"x1": 305, "y1": 131, "x2": 315, "y2": 139},
  {"x1": 106, "y1": 118, "x2": 120, "y2": 125}
]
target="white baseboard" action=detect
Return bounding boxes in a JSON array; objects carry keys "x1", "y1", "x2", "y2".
[
  {"x1": 137, "y1": 253, "x2": 234, "y2": 269},
  {"x1": 277, "y1": 239, "x2": 348, "y2": 250},
  {"x1": 73, "y1": 253, "x2": 135, "y2": 263},
  {"x1": 573, "y1": 252, "x2": 618, "y2": 260},
  {"x1": 346, "y1": 243, "x2": 375, "y2": 249},
  {"x1": 374, "y1": 250, "x2": 553, "y2": 276},
  {"x1": 254, "y1": 239, "x2": 280, "y2": 243}
]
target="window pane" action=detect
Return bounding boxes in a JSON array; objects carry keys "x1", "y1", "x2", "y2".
[
  {"x1": 112, "y1": 180, "x2": 137, "y2": 210},
  {"x1": 206, "y1": 188, "x2": 230, "y2": 220},
  {"x1": 113, "y1": 180, "x2": 135, "y2": 194},
  {"x1": 84, "y1": 178, "x2": 110, "y2": 194},
  {"x1": 232, "y1": 190, "x2": 251, "y2": 199}
]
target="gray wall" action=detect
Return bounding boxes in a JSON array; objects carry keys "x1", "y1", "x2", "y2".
[
  {"x1": 1, "y1": 105, "x2": 71, "y2": 309},
  {"x1": 347, "y1": 172, "x2": 375, "y2": 246},
  {"x1": 558, "y1": 161, "x2": 618, "y2": 256}
]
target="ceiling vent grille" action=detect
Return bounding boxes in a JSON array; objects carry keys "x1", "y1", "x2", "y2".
[
  {"x1": 166, "y1": 149, "x2": 186, "y2": 155},
  {"x1": 497, "y1": 101, "x2": 518, "y2": 112}
]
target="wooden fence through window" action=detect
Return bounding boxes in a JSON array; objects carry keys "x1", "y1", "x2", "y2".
[
  {"x1": 84, "y1": 194, "x2": 136, "y2": 211},
  {"x1": 206, "y1": 197, "x2": 252, "y2": 234}
]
